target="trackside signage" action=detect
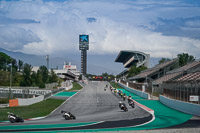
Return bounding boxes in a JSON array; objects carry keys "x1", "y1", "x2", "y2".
[{"x1": 189, "y1": 95, "x2": 199, "y2": 101}]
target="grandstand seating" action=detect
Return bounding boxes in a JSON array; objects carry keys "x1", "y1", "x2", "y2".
[
  {"x1": 153, "y1": 71, "x2": 182, "y2": 85},
  {"x1": 153, "y1": 61, "x2": 200, "y2": 85},
  {"x1": 176, "y1": 72, "x2": 200, "y2": 81},
  {"x1": 129, "y1": 59, "x2": 178, "y2": 81}
]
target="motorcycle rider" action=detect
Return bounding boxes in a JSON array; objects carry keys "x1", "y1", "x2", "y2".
[
  {"x1": 7, "y1": 112, "x2": 24, "y2": 123},
  {"x1": 61, "y1": 110, "x2": 71, "y2": 117},
  {"x1": 119, "y1": 101, "x2": 126, "y2": 108},
  {"x1": 61, "y1": 110, "x2": 76, "y2": 120},
  {"x1": 7, "y1": 112, "x2": 17, "y2": 118},
  {"x1": 128, "y1": 95, "x2": 132, "y2": 103}
]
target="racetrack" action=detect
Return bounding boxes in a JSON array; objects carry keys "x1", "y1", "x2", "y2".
[{"x1": 0, "y1": 81, "x2": 152, "y2": 132}]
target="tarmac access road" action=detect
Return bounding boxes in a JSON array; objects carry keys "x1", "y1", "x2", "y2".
[{"x1": 0, "y1": 81, "x2": 152, "y2": 132}]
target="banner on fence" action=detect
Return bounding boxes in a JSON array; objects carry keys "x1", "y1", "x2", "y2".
[
  {"x1": 9, "y1": 99, "x2": 19, "y2": 107},
  {"x1": 189, "y1": 95, "x2": 199, "y2": 102}
]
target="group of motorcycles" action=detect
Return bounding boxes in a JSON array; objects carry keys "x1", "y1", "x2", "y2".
[
  {"x1": 7, "y1": 86, "x2": 132, "y2": 123},
  {"x1": 113, "y1": 89, "x2": 135, "y2": 112},
  {"x1": 7, "y1": 110, "x2": 76, "y2": 123}
]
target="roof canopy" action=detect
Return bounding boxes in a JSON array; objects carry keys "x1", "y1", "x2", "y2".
[{"x1": 115, "y1": 50, "x2": 149, "y2": 68}]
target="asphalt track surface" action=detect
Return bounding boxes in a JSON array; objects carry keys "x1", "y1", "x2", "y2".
[{"x1": 0, "y1": 81, "x2": 151, "y2": 132}]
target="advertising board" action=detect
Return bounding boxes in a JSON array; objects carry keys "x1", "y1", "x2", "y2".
[
  {"x1": 189, "y1": 95, "x2": 199, "y2": 102},
  {"x1": 79, "y1": 34, "x2": 89, "y2": 50}
]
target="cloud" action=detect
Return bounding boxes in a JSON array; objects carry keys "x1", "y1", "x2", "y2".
[
  {"x1": 0, "y1": 26, "x2": 41, "y2": 50},
  {"x1": 150, "y1": 17, "x2": 200, "y2": 39},
  {"x1": 0, "y1": 15, "x2": 40, "y2": 25},
  {"x1": 0, "y1": 0, "x2": 200, "y2": 59}
]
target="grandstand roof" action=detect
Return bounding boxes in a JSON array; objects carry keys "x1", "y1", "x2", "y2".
[
  {"x1": 115, "y1": 50, "x2": 149, "y2": 68},
  {"x1": 129, "y1": 59, "x2": 178, "y2": 81}
]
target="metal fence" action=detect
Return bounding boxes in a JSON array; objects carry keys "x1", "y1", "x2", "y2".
[
  {"x1": 120, "y1": 80, "x2": 147, "y2": 92},
  {"x1": 129, "y1": 82, "x2": 143, "y2": 91},
  {"x1": 162, "y1": 81, "x2": 200, "y2": 104}
]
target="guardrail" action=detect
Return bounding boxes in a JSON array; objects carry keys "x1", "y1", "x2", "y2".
[
  {"x1": 118, "y1": 83, "x2": 149, "y2": 99},
  {"x1": 160, "y1": 95, "x2": 200, "y2": 116}
]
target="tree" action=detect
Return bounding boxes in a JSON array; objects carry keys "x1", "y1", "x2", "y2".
[
  {"x1": 49, "y1": 69, "x2": 58, "y2": 83},
  {"x1": 177, "y1": 53, "x2": 195, "y2": 67},
  {"x1": 0, "y1": 70, "x2": 10, "y2": 86},
  {"x1": 0, "y1": 52, "x2": 12, "y2": 71},
  {"x1": 31, "y1": 71, "x2": 37, "y2": 86},
  {"x1": 36, "y1": 71, "x2": 44, "y2": 88},
  {"x1": 159, "y1": 58, "x2": 171, "y2": 64},
  {"x1": 20, "y1": 63, "x2": 32, "y2": 86},
  {"x1": 38, "y1": 65, "x2": 49, "y2": 84},
  {"x1": 127, "y1": 65, "x2": 147, "y2": 78}
]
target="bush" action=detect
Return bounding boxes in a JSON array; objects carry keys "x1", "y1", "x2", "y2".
[{"x1": 0, "y1": 98, "x2": 9, "y2": 104}]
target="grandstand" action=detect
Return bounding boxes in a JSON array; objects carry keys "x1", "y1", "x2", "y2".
[
  {"x1": 176, "y1": 72, "x2": 200, "y2": 81},
  {"x1": 153, "y1": 61, "x2": 200, "y2": 85},
  {"x1": 129, "y1": 59, "x2": 178, "y2": 82},
  {"x1": 54, "y1": 62, "x2": 80, "y2": 81}
]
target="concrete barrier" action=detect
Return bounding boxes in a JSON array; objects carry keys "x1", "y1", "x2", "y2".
[
  {"x1": 160, "y1": 95, "x2": 200, "y2": 116},
  {"x1": 18, "y1": 95, "x2": 44, "y2": 106},
  {"x1": 118, "y1": 83, "x2": 149, "y2": 99}
]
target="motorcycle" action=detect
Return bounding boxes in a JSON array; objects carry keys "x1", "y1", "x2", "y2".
[
  {"x1": 61, "y1": 110, "x2": 76, "y2": 120},
  {"x1": 7, "y1": 113, "x2": 24, "y2": 123},
  {"x1": 123, "y1": 95, "x2": 126, "y2": 101},
  {"x1": 119, "y1": 103, "x2": 128, "y2": 112},
  {"x1": 128, "y1": 100, "x2": 135, "y2": 108}
]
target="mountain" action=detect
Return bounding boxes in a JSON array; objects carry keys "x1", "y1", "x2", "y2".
[
  {"x1": 0, "y1": 48, "x2": 124, "y2": 75},
  {"x1": 0, "y1": 48, "x2": 160, "y2": 75}
]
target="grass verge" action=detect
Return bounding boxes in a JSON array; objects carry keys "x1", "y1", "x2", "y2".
[
  {"x1": 0, "y1": 98, "x2": 65, "y2": 121},
  {"x1": 0, "y1": 98, "x2": 9, "y2": 104},
  {"x1": 67, "y1": 82, "x2": 83, "y2": 92},
  {"x1": 110, "y1": 81, "x2": 123, "y2": 89}
]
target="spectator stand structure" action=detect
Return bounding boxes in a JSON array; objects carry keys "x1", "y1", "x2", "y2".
[
  {"x1": 115, "y1": 50, "x2": 150, "y2": 79},
  {"x1": 128, "y1": 59, "x2": 179, "y2": 95},
  {"x1": 153, "y1": 61, "x2": 200, "y2": 95}
]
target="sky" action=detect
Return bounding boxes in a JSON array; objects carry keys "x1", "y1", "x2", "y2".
[{"x1": 0, "y1": 0, "x2": 200, "y2": 59}]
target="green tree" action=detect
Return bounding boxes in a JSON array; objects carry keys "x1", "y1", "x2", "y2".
[
  {"x1": 49, "y1": 69, "x2": 58, "y2": 83},
  {"x1": 177, "y1": 53, "x2": 195, "y2": 67},
  {"x1": 20, "y1": 63, "x2": 32, "y2": 86},
  {"x1": 0, "y1": 70, "x2": 9, "y2": 86},
  {"x1": 12, "y1": 72, "x2": 23, "y2": 86},
  {"x1": 31, "y1": 71, "x2": 37, "y2": 86},
  {"x1": 36, "y1": 72, "x2": 44, "y2": 88},
  {"x1": 127, "y1": 65, "x2": 147, "y2": 78},
  {"x1": 159, "y1": 58, "x2": 171, "y2": 64},
  {"x1": 0, "y1": 52, "x2": 12, "y2": 71},
  {"x1": 38, "y1": 66, "x2": 49, "y2": 83}
]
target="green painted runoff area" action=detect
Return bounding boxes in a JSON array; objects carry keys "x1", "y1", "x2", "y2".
[
  {"x1": 0, "y1": 88, "x2": 192, "y2": 132},
  {"x1": 54, "y1": 92, "x2": 76, "y2": 97},
  {"x1": 0, "y1": 122, "x2": 97, "y2": 130}
]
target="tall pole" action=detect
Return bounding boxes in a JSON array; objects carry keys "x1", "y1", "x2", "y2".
[
  {"x1": 10, "y1": 63, "x2": 12, "y2": 89},
  {"x1": 9, "y1": 63, "x2": 12, "y2": 99},
  {"x1": 46, "y1": 55, "x2": 49, "y2": 70}
]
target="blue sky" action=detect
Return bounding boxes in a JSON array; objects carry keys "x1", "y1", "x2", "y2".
[{"x1": 0, "y1": 0, "x2": 200, "y2": 59}]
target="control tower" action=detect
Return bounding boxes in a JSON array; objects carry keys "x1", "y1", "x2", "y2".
[{"x1": 79, "y1": 35, "x2": 89, "y2": 76}]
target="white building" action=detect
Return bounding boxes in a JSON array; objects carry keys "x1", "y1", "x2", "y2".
[{"x1": 54, "y1": 62, "x2": 80, "y2": 81}]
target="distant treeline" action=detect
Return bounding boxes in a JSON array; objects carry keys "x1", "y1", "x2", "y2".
[{"x1": 0, "y1": 52, "x2": 59, "y2": 88}]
